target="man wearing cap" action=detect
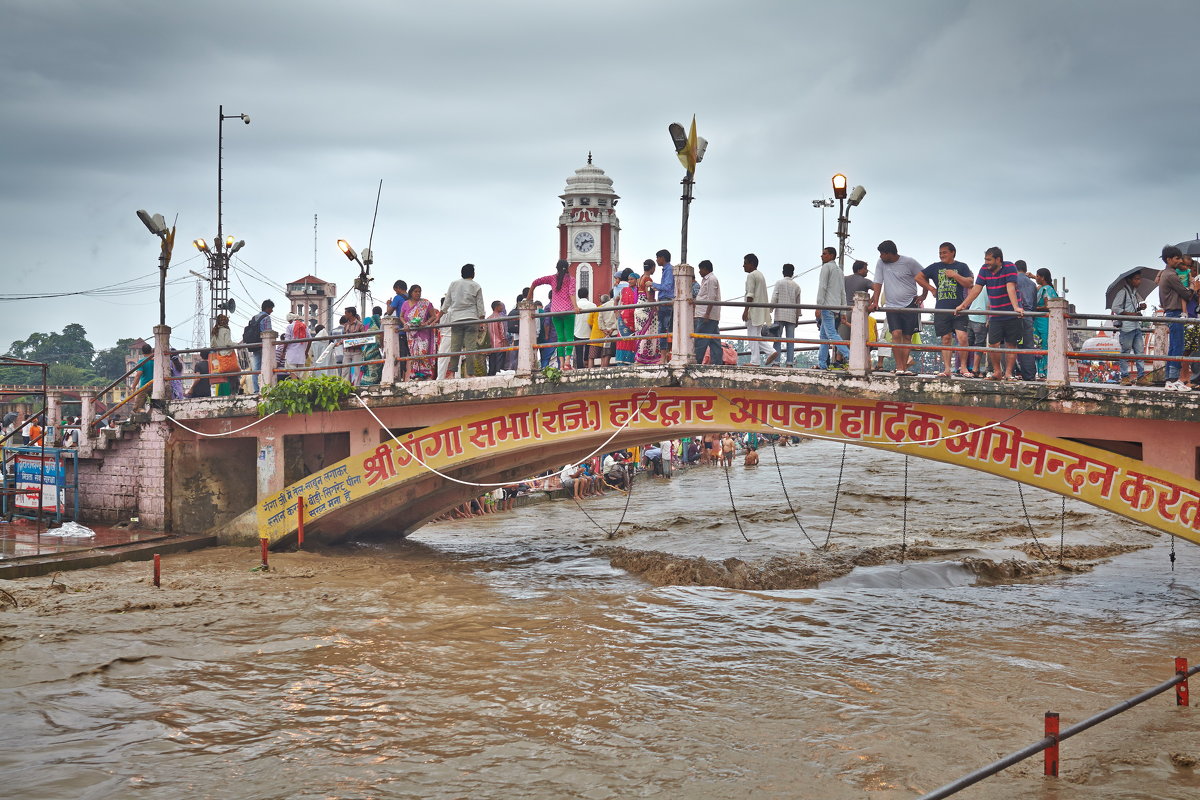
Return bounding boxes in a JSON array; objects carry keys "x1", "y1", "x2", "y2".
[{"x1": 868, "y1": 240, "x2": 936, "y2": 375}]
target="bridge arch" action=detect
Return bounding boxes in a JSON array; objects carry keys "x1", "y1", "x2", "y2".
[{"x1": 257, "y1": 388, "x2": 1200, "y2": 547}]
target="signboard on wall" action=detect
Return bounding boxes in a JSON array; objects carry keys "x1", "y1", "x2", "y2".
[{"x1": 14, "y1": 453, "x2": 64, "y2": 513}]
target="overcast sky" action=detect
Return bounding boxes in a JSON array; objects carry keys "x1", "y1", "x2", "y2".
[{"x1": 3, "y1": 0, "x2": 1197, "y2": 352}]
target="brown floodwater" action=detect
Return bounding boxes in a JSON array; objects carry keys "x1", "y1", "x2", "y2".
[{"x1": 1, "y1": 440, "x2": 1198, "y2": 799}]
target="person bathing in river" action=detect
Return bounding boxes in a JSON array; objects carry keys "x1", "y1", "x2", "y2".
[
  {"x1": 744, "y1": 445, "x2": 759, "y2": 467},
  {"x1": 721, "y1": 433, "x2": 736, "y2": 467}
]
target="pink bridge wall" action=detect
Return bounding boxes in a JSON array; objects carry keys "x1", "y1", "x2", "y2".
[{"x1": 76, "y1": 421, "x2": 169, "y2": 528}]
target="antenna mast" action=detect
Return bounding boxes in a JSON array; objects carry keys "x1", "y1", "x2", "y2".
[{"x1": 313, "y1": 213, "x2": 318, "y2": 277}]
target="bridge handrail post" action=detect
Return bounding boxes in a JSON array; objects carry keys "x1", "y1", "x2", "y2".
[
  {"x1": 849, "y1": 291, "x2": 870, "y2": 377},
  {"x1": 1046, "y1": 297, "x2": 1070, "y2": 387},
  {"x1": 516, "y1": 299, "x2": 537, "y2": 377},
  {"x1": 671, "y1": 262, "x2": 696, "y2": 366},
  {"x1": 80, "y1": 390, "x2": 95, "y2": 439},
  {"x1": 152, "y1": 324, "x2": 171, "y2": 404},
  {"x1": 380, "y1": 315, "x2": 400, "y2": 384},
  {"x1": 260, "y1": 330, "x2": 278, "y2": 391}
]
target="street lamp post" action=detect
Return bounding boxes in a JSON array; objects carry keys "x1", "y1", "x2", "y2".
[
  {"x1": 668, "y1": 119, "x2": 708, "y2": 264},
  {"x1": 811, "y1": 197, "x2": 835, "y2": 249},
  {"x1": 830, "y1": 174, "x2": 866, "y2": 270},
  {"x1": 137, "y1": 210, "x2": 174, "y2": 326},
  {"x1": 210, "y1": 105, "x2": 250, "y2": 326},
  {"x1": 337, "y1": 239, "x2": 373, "y2": 316}
]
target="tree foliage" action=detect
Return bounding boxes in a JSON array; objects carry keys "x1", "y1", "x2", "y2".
[
  {"x1": 92, "y1": 338, "x2": 139, "y2": 380},
  {"x1": 2, "y1": 324, "x2": 102, "y2": 386}
]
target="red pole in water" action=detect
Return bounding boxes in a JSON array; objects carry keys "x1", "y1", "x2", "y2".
[
  {"x1": 260, "y1": 537, "x2": 269, "y2": 570},
  {"x1": 1177, "y1": 657, "x2": 1191, "y2": 706},
  {"x1": 297, "y1": 495, "x2": 304, "y2": 550},
  {"x1": 1044, "y1": 712, "x2": 1060, "y2": 777},
  {"x1": 153, "y1": 553, "x2": 160, "y2": 588}
]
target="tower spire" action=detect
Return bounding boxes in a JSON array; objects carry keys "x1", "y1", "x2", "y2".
[{"x1": 587, "y1": 151, "x2": 592, "y2": 165}]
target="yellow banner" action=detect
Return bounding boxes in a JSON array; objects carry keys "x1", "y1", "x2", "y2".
[{"x1": 257, "y1": 389, "x2": 1200, "y2": 547}]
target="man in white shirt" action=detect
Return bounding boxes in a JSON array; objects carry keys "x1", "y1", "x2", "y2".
[
  {"x1": 693, "y1": 259, "x2": 725, "y2": 365},
  {"x1": 440, "y1": 263, "x2": 487, "y2": 378},
  {"x1": 573, "y1": 287, "x2": 596, "y2": 370},
  {"x1": 766, "y1": 263, "x2": 802, "y2": 367},
  {"x1": 742, "y1": 253, "x2": 772, "y2": 367},
  {"x1": 814, "y1": 247, "x2": 849, "y2": 369},
  {"x1": 868, "y1": 240, "x2": 936, "y2": 375}
]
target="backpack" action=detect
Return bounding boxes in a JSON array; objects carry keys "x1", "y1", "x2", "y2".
[{"x1": 242, "y1": 313, "x2": 265, "y2": 347}]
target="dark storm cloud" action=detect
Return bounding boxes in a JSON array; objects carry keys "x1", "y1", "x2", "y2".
[{"x1": 2, "y1": 0, "x2": 1198, "y2": 350}]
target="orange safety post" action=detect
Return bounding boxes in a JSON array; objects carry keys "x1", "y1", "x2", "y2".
[
  {"x1": 153, "y1": 553, "x2": 160, "y2": 588},
  {"x1": 260, "y1": 537, "x2": 269, "y2": 570},
  {"x1": 1177, "y1": 657, "x2": 1190, "y2": 706},
  {"x1": 297, "y1": 495, "x2": 304, "y2": 550},
  {"x1": 1044, "y1": 712, "x2": 1059, "y2": 777}
]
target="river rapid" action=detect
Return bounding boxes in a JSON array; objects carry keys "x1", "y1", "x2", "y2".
[{"x1": 1, "y1": 440, "x2": 1198, "y2": 799}]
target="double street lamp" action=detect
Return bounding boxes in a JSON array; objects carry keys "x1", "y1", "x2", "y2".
[{"x1": 831, "y1": 173, "x2": 866, "y2": 270}]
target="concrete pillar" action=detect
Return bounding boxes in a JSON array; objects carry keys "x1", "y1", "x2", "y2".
[
  {"x1": 671, "y1": 263, "x2": 697, "y2": 366},
  {"x1": 1046, "y1": 297, "x2": 1071, "y2": 387},
  {"x1": 260, "y1": 330, "x2": 278, "y2": 390},
  {"x1": 46, "y1": 391, "x2": 61, "y2": 446},
  {"x1": 80, "y1": 391, "x2": 95, "y2": 438},
  {"x1": 152, "y1": 324, "x2": 171, "y2": 403},
  {"x1": 380, "y1": 315, "x2": 400, "y2": 384},
  {"x1": 256, "y1": 432, "x2": 285, "y2": 503},
  {"x1": 849, "y1": 291, "x2": 870, "y2": 377},
  {"x1": 516, "y1": 299, "x2": 537, "y2": 377}
]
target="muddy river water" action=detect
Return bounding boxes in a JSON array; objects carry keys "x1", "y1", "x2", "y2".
[{"x1": 1, "y1": 441, "x2": 1198, "y2": 799}]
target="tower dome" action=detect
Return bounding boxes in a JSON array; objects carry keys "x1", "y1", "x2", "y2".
[{"x1": 559, "y1": 152, "x2": 619, "y2": 205}]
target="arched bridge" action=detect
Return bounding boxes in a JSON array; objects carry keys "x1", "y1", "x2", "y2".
[{"x1": 164, "y1": 366, "x2": 1200, "y2": 548}]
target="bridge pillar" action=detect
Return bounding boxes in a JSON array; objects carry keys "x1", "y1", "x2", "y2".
[
  {"x1": 849, "y1": 291, "x2": 870, "y2": 377},
  {"x1": 152, "y1": 324, "x2": 171, "y2": 404},
  {"x1": 1046, "y1": 297, "x2": 1070, "y2": 387},
  {"x1": 256, "y1": 432, "x2": 286, "y2": 507},
  {"x1": 260, "y1": 330, "x2": 278, "y2": 390},
  {"x1": 671, "y1": 262, "x2": 697, "y2": 366},
  {"x1": 80, "y1": 390, "x2": 95, "y2": 438},
  {"x1": 516, "y1": 299, "x2": 537, "y2": 377},
  {"x1": 380, "y1": 315, "x2": 401, "y2": 384}
]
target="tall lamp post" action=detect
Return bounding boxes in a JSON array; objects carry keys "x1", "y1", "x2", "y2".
[
  {"x1": 831, "y1": 174, "x2": 866, "y2": 270},
  {"x1": 811, "y1": 197, "x2": 835, "y2": 249},
  {"x1": 204, "y1": 105, "x2": 250, "y2": 326},
  {"x1": 337, "y1": 238, "x2": 373, "y2": 316},
  {"x1": 137, "y1": 210, "x2": 175, "y2": 326},
  {"x1": 668, "y1": 117, "x2": 708, "y2": 263}
]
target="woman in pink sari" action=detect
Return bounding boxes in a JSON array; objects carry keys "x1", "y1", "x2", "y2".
[
  {"x1": 633, "y1": 270, "x2": 660, "y2": 365},
  {"x1": 399, "y1": 285, "x2": 438, "y2": 380}
]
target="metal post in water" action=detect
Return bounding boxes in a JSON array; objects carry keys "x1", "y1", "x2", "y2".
[
  {"x1": 1043, "y1": 712, "x2": 1060, "y2": 777},
  {"x1": 153, "y1": 553, "x2": 161, "y2": 588},
  {"x1": 1177, "y1": 657, "x2": 1190, "y2": 706},
  {"x1": 260, "y1": 538, "x2": 269, "y2": 570}
]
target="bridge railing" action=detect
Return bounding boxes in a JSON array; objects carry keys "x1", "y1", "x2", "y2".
[{"x1": 147, "y1": 263, "x2": 1200, "y2": 401}]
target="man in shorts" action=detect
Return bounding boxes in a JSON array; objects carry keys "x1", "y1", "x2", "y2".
[
  {"x1": 867, "y1": 240, "x2": 936, "y2": 375},
  {"x1": 921, "y1": 242, "x2": 974, "y2": 377},
  {"x1": 955, "y1": 246, "x2": 1025, "y2": 381}
]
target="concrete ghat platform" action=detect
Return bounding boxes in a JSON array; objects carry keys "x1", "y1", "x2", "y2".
[{"x1": 0, "y1": 531, "x2": 217, "y2": 580}]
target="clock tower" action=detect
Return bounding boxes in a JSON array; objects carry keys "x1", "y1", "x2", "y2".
[{"x1": 559, "y1": 153, "x2": 620, "y2": 302}]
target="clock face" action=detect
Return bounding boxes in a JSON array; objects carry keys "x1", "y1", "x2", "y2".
[{"x1": 573, "y1": 230, "x2": 595, "y2": 254}]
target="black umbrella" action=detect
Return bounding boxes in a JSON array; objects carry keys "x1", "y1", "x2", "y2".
[
  {"x1": 1105, "y1": 266, "x2": 1159, "y2": 309},
  {"x1": 1175, "y1": 237, "x2": 1200, "y2": 256}
]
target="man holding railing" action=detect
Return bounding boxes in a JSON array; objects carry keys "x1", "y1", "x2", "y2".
[
  {"x1": 868, "y1": 240, "x2": 936, "y2": 376},
  {"x1": 815, "y1": 247, "x2": 850, "y2": 370},
  {"x1": 954, "y1": 247, "x2": 1024, "y2": 381},
  {"x1": 651, "y1": 249, "x2": 675, "y2": 355},
  {"x1": 693, "y1": 259, "x2": 725, "y2": 365}
]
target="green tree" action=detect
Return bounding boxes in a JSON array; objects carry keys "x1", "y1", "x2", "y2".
[
  {"x1": 93, "y1": 338, "x2": 138, "y2": 380},
  {"x1": 4, "y1": 325, "x2": 102, "y2": 386},
  {"x1": 47, "y1": 363, "x2": 103, "y2": 387}
]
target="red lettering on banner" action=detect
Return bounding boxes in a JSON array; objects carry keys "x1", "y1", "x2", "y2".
[
  {"x1": 363, "y1": 444, "x2": 397, "y2": 486},
  {"x1": 466, "y1": 411, "x2": 539, "y2": 449},
  {"x1": 405, "y1": 427, "x2": 464, "y2": 460},
  {"x1": 838, "y1": 405, "x2": 883, "y2": 440},
  {"x1": 1118, "y1": 473, "x2": 1155, "y2": 511},
  {"x1": 542, "y1": 399, "x2": 601, "y2": 433}
]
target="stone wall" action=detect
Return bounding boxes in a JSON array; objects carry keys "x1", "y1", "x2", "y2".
[{"x1": 77, "y1": 420, "x2": 170, "y2": 528}]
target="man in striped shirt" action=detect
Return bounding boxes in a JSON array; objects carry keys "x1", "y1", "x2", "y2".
[{"x1": 955, "y1": 246, "x2": 1025, "y2": 381}]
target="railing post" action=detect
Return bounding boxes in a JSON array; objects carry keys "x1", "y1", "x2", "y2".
[
  {"x1": 80, "y1": 390, "x2": 95, "y2": 439},
  {"x1": 46, "y1": 391, "x2": 61, "y2": 445},
  {"x1": 849, "y1": 291, "x2": 869, "y2": 377},
  {"x1": 516, "y1": 299, "x2": 536, "y2": 377},
  {"x1": 1046, "y1": 297, "x2": 1070, "y2": 387},
  {"x1": 671, "y1": 262, "x2": 696, "y2": 366},
  {"x1": 152, "y1": 324, "x2": 171, "y2": 403},
  {"x1": 260, "y1": 330, "x2": 278, "y2": 390},
  {"x1": 380, "y1": 315, "x2": 400, "y2": 384},
  {"x1": 1044, "y1": 711, "x2": 1060, "y2": 777},
  {"x1": 1177, "y1": 656, "x2": 1190, "y2": 706}
]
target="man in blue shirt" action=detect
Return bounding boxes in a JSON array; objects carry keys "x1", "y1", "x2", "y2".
[
  {"x1": 1014, "y1": 261, "x2": 1039, "y2": 381},
  {"x1": 651, "y1": 248, "x2": 674, "y2": 354},
  {"x1": 954, "y1": 247, "x2": 1024, "y2": 380}
]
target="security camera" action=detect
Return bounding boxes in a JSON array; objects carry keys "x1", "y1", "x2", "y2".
[
  {"x1": 242, "y1": 115, "x2": 251, "y2": 125},
  {"x1": 848, "y1": 185, "x2": 867, "y2": 207}
]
